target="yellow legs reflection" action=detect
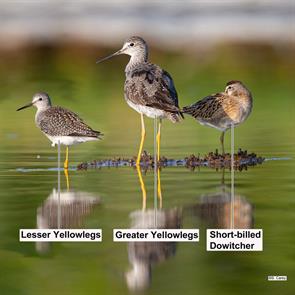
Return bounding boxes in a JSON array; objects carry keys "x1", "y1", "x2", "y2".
[
  {"x1": 156, "y1": 119, "x2": 162, "y2": 208},
  {"x1": 64, "y1": 146, "x2": 69, "y2": 170},
  {"x1": 136, "y1": 165, "x2": 147, "y2": 211},
  {"x1": 157, "y1": 168, "x2": 162, "y2": 209},
  {"x1": 136, "y1": 114, "x2": 146, "y2": 166},
  {"x1": 64, "y1": 168, "x2": 70, "y2": 191},
  {"x1": 156, "y1": 119, "x2": 161, "y2": 162},
  {"x1": 136, "y1": 166, "x2": 162, "y2": 211}
]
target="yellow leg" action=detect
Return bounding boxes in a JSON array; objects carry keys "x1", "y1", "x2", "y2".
[
  {"x1": 64, "y1": 146, "x2": 69, "y2": 170},
  {"x1": 64, "y1": 169, "x2": 70, "y2": 191},
  {"x1": 136, "y1": 114, "x2": 146, "y2": 166},
  {"x1": 136, "y1": 165, "x2": 147, "y2": 211},
  {"x1": 156, "y1": 119, "x2": 161, "y2": 162},
  {"x1": 157, "y1": 167, "x2": 162, "y2": 209}
]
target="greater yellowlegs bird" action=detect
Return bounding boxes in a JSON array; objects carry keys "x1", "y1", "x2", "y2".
[
  {"x1": 183, "y1": 81, "x2": 253, "y2": 154},
  {"x1": 17, "y1": 92, "x2": 103, "y2": 169},
  {"x1": 96, "y1": 36, "x2": 183, "y2": 165}
]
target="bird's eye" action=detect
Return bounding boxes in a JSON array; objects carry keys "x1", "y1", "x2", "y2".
[
  {"x1": 227, "y1": 86, "x2": 232, "y2": 90},
  {"x1": 39, "y1": 97, "x2": 42, "y2": 101},
  {"x1": 129, "y1": 43, "x2": 134, "y2": 47}
]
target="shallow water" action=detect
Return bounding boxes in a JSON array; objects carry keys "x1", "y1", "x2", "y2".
[{"x1": 0, "y1": 45, "x2": 294, "y2": 294}]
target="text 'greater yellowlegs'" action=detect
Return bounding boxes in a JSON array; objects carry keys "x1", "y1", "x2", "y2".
[
  {"x1": 183, "y1": 81, "x2": 253, "y2": 154},
  {"x1": 96, "y1": 36, "x2": 183, "y2": 166},
  {"x1": 17, "y1": 92, "x2": 103, "y2": 169}
]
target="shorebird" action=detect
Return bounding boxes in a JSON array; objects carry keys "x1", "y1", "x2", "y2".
[
  {"x1": 183, "y1": 81, "x2": 253, "y2": 154},
  {"x1": 96, "y1": 36, "x2": 183, "y2": 165},
  {"x1": 17, "y1": 92, "x2": 103, "y2": 169}
]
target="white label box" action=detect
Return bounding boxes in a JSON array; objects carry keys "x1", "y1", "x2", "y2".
[
  {"x1": 268, "y1": 276, "x2": 287, "y2": 281},
  {"x1": 20, "y1": 229, "x2": 102, "y2": 242},
  {"x1": 207, "y1": 229, "x2": 263, "y2": 251},
  {"x1": 113, "y1": 229, "x2": 199, "y2": 242}
]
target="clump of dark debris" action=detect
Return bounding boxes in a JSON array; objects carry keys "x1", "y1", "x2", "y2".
[
  {"x1": 77, "y1": 149, "x2": 264, "y2": 171},
  {"x1": 185, "y1": 149, "x2": 264, "y2": 171}
]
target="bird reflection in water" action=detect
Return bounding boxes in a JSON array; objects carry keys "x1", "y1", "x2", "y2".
[
  {"x1": 193, "y1": 168, "x2": 253, "y2": 229},
  {"x1": 36, "y1": 170, "x2": 101, "y2": 253},
  {"x1": 125, "y1": 166, "x2": 182, "y2": 291}
]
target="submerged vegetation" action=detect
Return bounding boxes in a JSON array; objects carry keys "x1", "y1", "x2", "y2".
[{"x1": 77, "y1": 149, "x2": 265, "y2": 171}]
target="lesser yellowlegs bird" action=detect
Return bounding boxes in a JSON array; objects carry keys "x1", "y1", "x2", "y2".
[
  {"x1": 183, "y1": 81, "x2": 253, "y2": 154},
  {"x1": 17, "y1": 92, "x2": 103, "y2": 169},
  {"x1": 96, "y1": 36, "x2": 183, "y2": 165}
]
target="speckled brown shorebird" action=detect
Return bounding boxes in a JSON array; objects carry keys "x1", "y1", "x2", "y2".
[
  {"x1": 96, "y1": 36, "x2": 183, "y2": 165},
  {"x1": 183, "y1": 81, "x2": 253, "y2": 154},
  {"x1": 17, "y1": 92, "x2": 103, "y2": 169}
]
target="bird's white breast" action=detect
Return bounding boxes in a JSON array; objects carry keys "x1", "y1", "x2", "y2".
[
  {"x1": 126, "y1": 100, "x2": 166, "y2": 119},
  {"x1": 45, "y1": 134, "x2": 98, "y2": 147}
]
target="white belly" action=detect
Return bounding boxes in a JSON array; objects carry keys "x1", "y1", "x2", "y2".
[
  {"x1": 198, "y1": 120, "x2": 226, "y2": 131},
  {"x1": 45, "y1": 134, "x2": 98, "y2": 147},
  {"x1": 127, "y1": 100, "x2": 166, "y2": 119}
]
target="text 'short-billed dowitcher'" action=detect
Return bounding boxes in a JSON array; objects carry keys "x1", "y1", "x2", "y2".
[
  {"x1": 183, "y1": 81, "x2": 253, "y2": 154},
  {"x1": 96, "y1": 36, "x2": 183, "y2": 165},
  {"x1": 17, "y1": 92, "x2": 103, "y2": 169}
]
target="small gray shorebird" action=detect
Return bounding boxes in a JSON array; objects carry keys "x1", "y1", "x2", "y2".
[
  {"x1": 183, "y1": 81, "x2": 253, "y2": 154},
  {"x1": 96, "y1": 36, "x2": 183, "y2": 165},
  {"x1": 17, "y1": 92, "x2": 103, "y2": 169}
]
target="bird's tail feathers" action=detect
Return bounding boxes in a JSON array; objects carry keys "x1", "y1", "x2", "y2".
[
  {"x1": 93, "y1": 130, "x2": 103, "y2": 139},
  {"x1": 182, "y1": 105, "x2": 199, "y2": 118},
  {"x1": 168, "y1": 111, "x2": 184, "y2": 123}
]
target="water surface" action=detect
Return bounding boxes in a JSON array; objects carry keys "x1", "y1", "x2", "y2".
[{"x1": 0, "y1": 44, "x2": 294, "y2": 294}]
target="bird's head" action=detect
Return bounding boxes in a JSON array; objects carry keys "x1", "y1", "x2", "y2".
[
  {"x1": 96, "y1": 36, "x2": 148, "y2": 64},
  {"x1": 225, "y1": 81, "x2": 250, "y2": 97},
  {"x1": 17, "y1": 92, "x2": 52, "y2": 111}
]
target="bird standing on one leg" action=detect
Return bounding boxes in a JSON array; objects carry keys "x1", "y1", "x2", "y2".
[
  {"x1": 183, "y1": 81, "x2": 253, "y2": 154},
  {"x1": 17, "y1": 92, "x2": 103, "y2": 169},
  {"x1": 96, "y1": 36, "x2": 183, "y2": 165}
]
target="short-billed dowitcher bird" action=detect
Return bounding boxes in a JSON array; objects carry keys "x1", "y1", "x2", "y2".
[
  {"x1": 96, "y1": 36, "x2": 183, "y2": 165},
  {"x1": 183, "y1": 81, "x2": 252, "y2": 154},
  {"x1": 17, "y1": 92, "x2": 103, "y2": 169}
]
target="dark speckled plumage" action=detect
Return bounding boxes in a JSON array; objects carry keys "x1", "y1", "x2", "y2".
[
  {"x1": 36, "y1": 106, "x2": 102, "y2": 138},
  {"x1": 96, "y1": 36, "x2": 182, "y2": 122},
  {"x1": 183, "y1": 81, "x2": 252, "y2": 154},
  {"x1": 124, "y1": 61, "x2": 183, "y2": 122},
  {"x1": 96, "y1": 36, "x2": 182, "y2": 164},
  {"x1": 183, "y1": 81, "x2": 252, "y2": 131},
  {"x1": 17, "y1": 92, "x2": 102, "y2": 168}
]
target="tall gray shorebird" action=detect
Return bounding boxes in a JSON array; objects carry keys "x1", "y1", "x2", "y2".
[
  {"x1": 17, "y1": 92, "x2": 103, "y2": 169},
  {"x1": 183, "y1": 81, "x2": 253, "y2": 154},
  {"x1": 96, "y1": 36, "x2": 183, "y2": 165}
]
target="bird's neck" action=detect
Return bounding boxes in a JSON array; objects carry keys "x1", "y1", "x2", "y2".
[
  {"x1": 125, "y1": 53, "x2": 148, "y2": 74},
  {"x1": 240, "y1": 92, "x2": 253, "y2": 105},
  {"x1": 35, "y1": 105, "x2": 51, "y2": 124},
  {"x1": 238, "y1": 92, "x2": 253, "y2": 117}
]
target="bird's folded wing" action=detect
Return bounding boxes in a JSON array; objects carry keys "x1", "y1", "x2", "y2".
[
  {"x1": 183, "y1": 93, "x2": 226, "y2": 120},
  {"x1": 125, "y1": 64, "x2": 180, "y2": 113},
  {"x1": 39, "y1": 106, "x2": 101, "y2": 137}
]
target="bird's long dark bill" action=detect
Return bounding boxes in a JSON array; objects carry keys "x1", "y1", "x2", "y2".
[
  {"x1": 16, "y1": 102, "x2": 33, "y2": 111},
  {"x1": 96, "y1": 48, "x2": 124, "y2": 64}
]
